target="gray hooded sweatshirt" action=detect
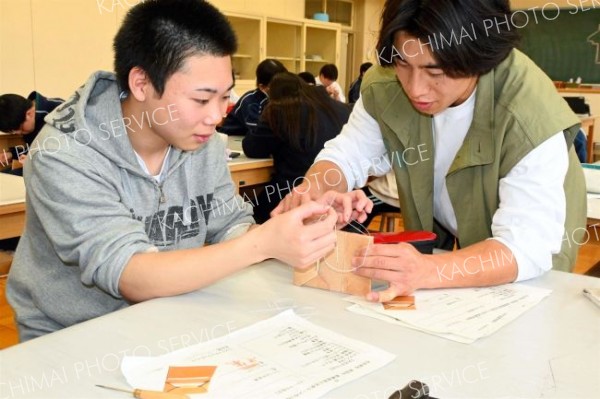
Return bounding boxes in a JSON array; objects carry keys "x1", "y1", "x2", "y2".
[{"x1": 7, "y1": 72, "x2": 254, "y2": 341}]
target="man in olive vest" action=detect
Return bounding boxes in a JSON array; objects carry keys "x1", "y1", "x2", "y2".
[{"x1": 273, "y1": 0, "x2": 586, "y2": 303}]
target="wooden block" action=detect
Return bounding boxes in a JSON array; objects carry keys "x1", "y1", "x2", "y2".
[{"x1": 294, "y1": 230, "x2": 373, "y2": 296}]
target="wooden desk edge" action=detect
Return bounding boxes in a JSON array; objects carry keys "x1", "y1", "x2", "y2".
[
  {"x1": 229, "y1": 159, "x2": 273, "y2": 172},
  {"x1": 0, "y1": 202, "x2": 26, "y2": 215},
  {"x1": 559, "y1": 88, "x2": 600, "y2": 94},
  {"x1": 579, "y1": 115, "x2": 598, "y2": 124}
]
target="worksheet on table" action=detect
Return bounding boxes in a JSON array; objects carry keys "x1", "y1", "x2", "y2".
[
  {"x1": 121, "y1": 310, "x2": 395, "y2": 399},
  {"x1": 346, "y1": 284, "x2": 552, "y2": 343}
]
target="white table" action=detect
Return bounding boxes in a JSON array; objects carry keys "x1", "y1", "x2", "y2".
[
  {"x1": 0, "y1": 174, "x2": 26, "y2": 240},
  {"x1": 1, "y1": 261, "x2": 599, "y2": 399}
]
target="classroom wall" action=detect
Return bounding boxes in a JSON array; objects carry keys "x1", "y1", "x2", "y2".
[
  {"x1": 0, "y1": 1, "x2": 35, "y2": 95},
  {"x1": 0, "y1": 0, "x2": 305, "y2": 99},
  {"x1": 357, "y1": 0, "x2": 384, "y2": 64},
  {"x1": 1, "y1": 0, "x2": 128, "y2": 98}
]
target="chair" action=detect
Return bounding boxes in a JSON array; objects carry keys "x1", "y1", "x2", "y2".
[{"x1": 377, "y1": 212, "x2": 403, "y2": 232}]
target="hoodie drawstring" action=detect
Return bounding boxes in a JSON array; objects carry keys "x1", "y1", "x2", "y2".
[{"x1": 182, "y1": 156, "x2": 193, "y2": 226}]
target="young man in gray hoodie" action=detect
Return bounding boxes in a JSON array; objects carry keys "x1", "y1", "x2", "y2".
[{"x1": 7, "y1": 0, "x2": 356, "y2": 342}]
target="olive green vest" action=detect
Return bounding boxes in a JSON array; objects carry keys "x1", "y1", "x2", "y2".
[{"x1": 361, "y1": 49, "x2": 587, "y2": 272}]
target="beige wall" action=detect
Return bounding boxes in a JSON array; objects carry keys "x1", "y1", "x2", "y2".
[
  {"x1": 2, "y1": 0, "x2": 126, "y2": 98},
  {"x1": 0, "y1": 0, "x2": 35, "y2": 95},
  {"x1": 361, "y1": 0, "x2": 384, "y2": 63},
  {"x1": 0, "y1": 0, "x2": 305, "y2": 98}
]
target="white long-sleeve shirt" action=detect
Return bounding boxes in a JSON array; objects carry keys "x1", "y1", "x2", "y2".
[
  {"x1": 315, "y1": 77, "x2": 346, "y2": 103},
  {"x1": 315, "y1": 94, "x2": 568, "y2": 282}
]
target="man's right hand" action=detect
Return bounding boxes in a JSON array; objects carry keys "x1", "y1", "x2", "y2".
[
  {"x1": 318, "y1": 190, "x2": 373, "y2": 226},
  {"x1": 272, "y1": 185, "x2": 373, "y2": 227}
]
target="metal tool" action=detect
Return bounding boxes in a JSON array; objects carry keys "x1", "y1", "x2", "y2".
[{"x1": 95, "y1": 384, "x2": 189, "y2": 399}]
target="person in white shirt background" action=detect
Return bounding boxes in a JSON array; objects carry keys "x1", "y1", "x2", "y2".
[
  {"x1": 274, "y1": 0, "x2": 586, "y2": 303},
  {"x1": 316, "y1": 64, "x2": 346, "y2": 103}
]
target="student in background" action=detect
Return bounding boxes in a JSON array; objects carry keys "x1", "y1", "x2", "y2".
[
  {"x1": 242, "y1": 72, "x2": 351, "y2": 223},
  {"x1": 316, "y1": 64, "x2": 346, "y2": 103},
  {"x1": 348, "y1": 62, "x2": 373, "y2": 104},
  {"x1": 0, "y1": 92, "x2": 63, "y2": 175},
  {"x1": 274, "y1": 0, "x2": 586, "y2": 302},
  {"x1": 561, "y1": 97, "x2": 590, "y2": 163},
  {"x1": 218, "y1": 58, "x2": 287, "y2": 136},
  {"x1": 298, "y1": 71, "x2": 316, "y2": 85},
  {"x1": 574, "y1": 130, "x2": 587, "y2": 163},
  {"x1": 7, "y1": 0, "x2": 337, "y2": 341}
]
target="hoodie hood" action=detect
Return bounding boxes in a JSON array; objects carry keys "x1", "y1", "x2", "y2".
[
  {"x1": 46, "y1": 71, "x2": 200, "y2": 225},
  {"x1": 47, "y1": 71, "x2": 189, "y2": 178}
]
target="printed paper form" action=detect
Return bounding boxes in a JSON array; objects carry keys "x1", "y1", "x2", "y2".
[
  {"x1": 588, "y1": 193, "x2": 600, "y2": 219},
  {"x1": 345, "y1": 284, "x2": 551, "y2": 344},
  {"x1": 121, "y1": 310, "x2": 395, "y2": 399}
]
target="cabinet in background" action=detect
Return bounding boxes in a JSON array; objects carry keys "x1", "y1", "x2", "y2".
[
  {"x1": 225, "y1": 12, "x2": 342, "y2": 93},
  {"x1": 266, "y1": 19, "x2": 303, "y2": 74},
  {"x1": 303, "y1": 21, "x2": 341, "y2": 77}
]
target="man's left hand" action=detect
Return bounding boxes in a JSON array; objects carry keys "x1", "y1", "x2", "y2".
[{"x1": 353, "y1": 242, "x2": 435, "y2": 302}]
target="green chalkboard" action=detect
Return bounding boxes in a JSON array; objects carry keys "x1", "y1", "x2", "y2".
[{"x1": 517, "y1": 8, "x2": 600, "y2": 83}]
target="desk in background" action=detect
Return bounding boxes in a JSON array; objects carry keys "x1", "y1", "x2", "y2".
[
  {"x1": 0, "y1": 261, "x2": 598, "y2": 398},
  {"x1": 0, "y1": 174, "x2": 25, "y2": 240},
  {"x1": 227, "y1": 135, "x2": 273, "y2": 191},
  {"x1": 0, "y1": 134, "x2": 25, "y2": 152},
  {"x1": 0, "y1": 134, "x2": 25, "y2": 172},
  {"x1": 0, "y1": 137, "x2": 272, "y2": 241}
]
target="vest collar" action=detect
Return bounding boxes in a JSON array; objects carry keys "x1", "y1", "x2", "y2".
[{"x1": 379, "y1": 70, "x2": 497, "y2": 176}]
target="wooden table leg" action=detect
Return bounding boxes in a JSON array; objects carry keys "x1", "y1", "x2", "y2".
[{"x1": 587, "y1": 123, "x2": 595, "y2": 163}]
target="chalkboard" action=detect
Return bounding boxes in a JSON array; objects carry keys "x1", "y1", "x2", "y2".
[{"x1": 517, "y1": 8, "x2": 600, "y2": 83}]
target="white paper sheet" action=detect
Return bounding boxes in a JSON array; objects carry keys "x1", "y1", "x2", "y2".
[
  {"x1": 588, "y1": 194, "x2": 600, "y2": 219},
  {"x1": 345, "y1": 284, "x2": 552, "y2": 344},
  {"x1": 121, "y1": 310, "x2": 395, "y2": 398}
]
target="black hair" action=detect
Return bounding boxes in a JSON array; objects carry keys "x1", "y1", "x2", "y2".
[
  {"x1": 0, "y1": 94, "x2": 32, "y2": 132},
  {"x1": 376, "y1": 0, "x2": 520, "y2": 77},
  {"x1": 256, "y1": 59, "x2": 288, "y2": 87},
  {"x1": 114, "y1": 0, "x2": 237, "y2": 96},
  {"x1": 319, "y1": 64, "x2": 338, "y2": 81},
  {"x1": 298, "y1": 71, "x2": 316, "y2": 85},
  {"x1": 359, "y1": 62, "x2": 373, "y2": 75},
  {"x1": 263, "y1": 72, "x2": 344, "y2": 151}
]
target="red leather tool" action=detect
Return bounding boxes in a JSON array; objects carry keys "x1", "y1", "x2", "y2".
[{"x1": 371, "y1": 231, "x2": 437, "y2": 254}]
